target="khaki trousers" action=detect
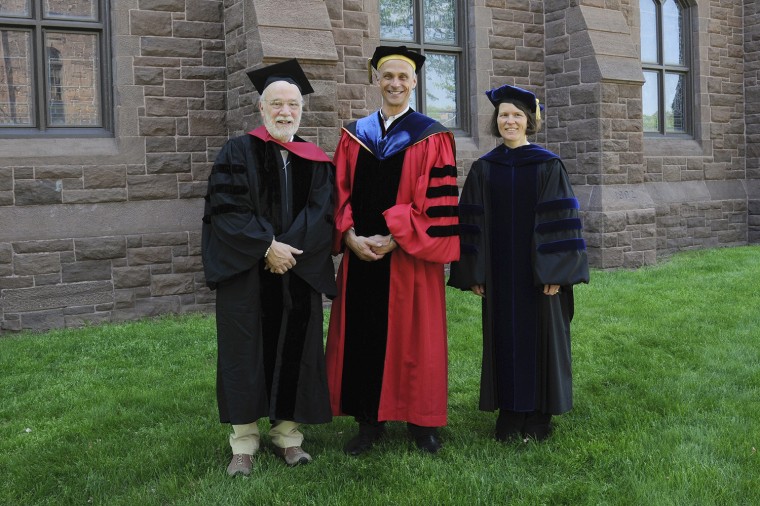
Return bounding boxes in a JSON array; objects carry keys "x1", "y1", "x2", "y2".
[{"x1": 229, "y1": 420, "x2": 304, "y2": 455}]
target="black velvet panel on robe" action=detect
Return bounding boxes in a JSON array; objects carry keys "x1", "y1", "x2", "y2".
[
  {"x1": 204, "y1": 134, "x2": 334, "y2": 425},
  {"x1": 448, "y1": 150, "x2": 589, "y2": 415},
  {"x1": 340, "y1": 146, "x2": 405, "y2": 421}
]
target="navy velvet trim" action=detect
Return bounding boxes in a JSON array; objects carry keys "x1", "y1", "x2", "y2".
[
  {"x1": 426, "y1": 224, "x2": 459, "y2": 237},
  {"x1": 211, "y1": 163, "x2": 247, "y2": 174},
  {"x1": 202, "y1": 215, "x2": 210, "y2": 224},
  {"x1": 459, "y1": 223, "x2": 480, "y2": 235},
  {"x1": 535, "y1": 218, "x2": 582, "y2": 234},
  {"x1": 426, "y1": 205, "x2": 458, "y2": 218},
  {"x1": 458, "y1": 203, "x2": 484, "y2": 216},
  {"x1": 460, "y1": 243, "x2": 478, "y2": 255},
  {"x1": 535, "y1": 197, "x2": 579, "y2": 213},
  {"x1": 210, "y1": 183, "x2": 248, "y2": 195},
  {"x1": 537, "y1": 238, "x2": 587, "y2": 253},
  {"x1": 426, "y1": 185, "x2": 459, "y2": 198},
  {"x1": 210, "y1": 204, "x2": 251, "y2": 216},
  {"x1": 430, "y1": 165, "x2": 457, "y2": 178}
]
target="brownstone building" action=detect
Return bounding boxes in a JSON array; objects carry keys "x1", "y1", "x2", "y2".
[{"x1": 0, "y1": 0, "x2": 758, "y2": 332}]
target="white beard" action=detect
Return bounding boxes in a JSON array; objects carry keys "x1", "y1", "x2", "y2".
[{"x1": 263, "y1": 114, "x2": 299, "y2": 142}]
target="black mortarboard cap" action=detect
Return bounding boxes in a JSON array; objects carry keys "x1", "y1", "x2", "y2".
[
  {"x1": 246, "y1": 58, "x2": 314, "y2": 95},
  {"x1": 368, "y1": 45, "x2": 426, "y2": 81},
  {"x1": 485, "y1": 84, "x2": 543, "y2": 119}
]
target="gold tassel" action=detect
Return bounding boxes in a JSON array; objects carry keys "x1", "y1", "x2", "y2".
[{"x1": 535, "y1": 98, "x2": 541, "y2": 121}]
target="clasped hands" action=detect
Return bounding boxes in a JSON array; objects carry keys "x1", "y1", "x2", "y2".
[
  {"x1": 344, "y1": 228, "x2": 397, "y2": 261},
  {"x1": 264, "y1": 239, "x2": 302, "y2": 275}
]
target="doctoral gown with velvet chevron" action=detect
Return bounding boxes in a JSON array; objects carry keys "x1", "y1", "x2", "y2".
[
  {"x1": 201, "y1": 126, "x2": 336, "y2": 426},
  {"x1": 448, "y1": 143, "x2": 589, "y2": 414},
  {"x1": 325, "y1": 110, "x2": 460, "y2": 427}
]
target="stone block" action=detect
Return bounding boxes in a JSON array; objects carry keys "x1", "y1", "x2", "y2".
[
  {"x1": 0, "y1": 168, "x2": 12, "y2": 191},
  {"x1": 151, "y1": 273, "x2": 195, "y2": 295},
  {"x1": 146, "y1": 153, "x2": 192, "y2": 174},
  {"x1": 13, "y1": 253, "x2": 60, "y2": 276},
  {"x1": 141, "y1": 37, "x2": 203, "y2": 58},
  {"x1": 127, "y1": 175, "x2": 179, "y2": 200},
  {"x1": 179, "y1": 182, "x2": 207, "y2": 198},
  {"x1": 173, "y1": 21, "x2": 223, "y2": 40},
  {"x1": 187, "y1": 0, "x2": 222, "y2": 22},
  {"x1": 83, "y1": 166, "x2": 127, "y2": 189},
  {"x1": 127, "y1": 246, "x2": 173, "y2": 265},
  {"x1": 146, "y1": 137, "x2": 177, "y2": 153},
  {"x1": 13, "y1": 240, "x2": 73, "y2": 254},
  {"x1": 111, "y1": 297, "x2": 181, "y2": 322},
  {"x1": 134, "y1": 66, "x2": 164, "y2": 85},
  {"x1": 145, "y1": 97, "x2": 189, "y2": 117},
  {"x1": 19, "y1": 310, "x2": 65, "y2": 332},
  {"x1": 139, "y1": 117, "x2": 177, "y2": 136},
  {"x1": 62, "y1": 260, "x2": 112, "y2": 283},
  {"x1": 65, "y1": 312, "x2": 113, "y2": 328},
  {"x1": 165, "y1": 80, "x2": 205, "y2": 98},
  {"x1": 138, "y1": 0, "x2": 185, "y2": 11},
  {"x1": 173, "y1": 255, "x2": 202, "y2": 273},
  {"x1": 2, "y1": 281, "x2": 113, "y2": 312},
  {"x1": 0, "y1": 276, "x2": 33, "y2": 290},
  {"x1": 15, "y1": 180, "x2": 62, "y2": 206},
  {"x1": 113, "y1": 266, "x2": 151, "y2": 288},
  {"x1": 189, "y1": 111, "x2": 227, "y2": 136},
  {"x1": 130, "y1": 10, "x2": 173, "y2": 36},
  {"x1": 181, "y1": 66, "x2": 226, "y2": 80},
  {"x1": 142, "y1": 232, "x2": 188, "y2": 247},
  {"x1": 75, "y1": 237, "x2": 127, "y2": 260}
]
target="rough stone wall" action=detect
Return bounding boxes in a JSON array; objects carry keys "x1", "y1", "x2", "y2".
[
  {"x1": 645, "y1": 0, "x2": 747, "y2": 257},
  {"x1": 746, "y1": 0, "x2": 760, "y2": 242},
  {"x1": 0, "y1": 1, "x2": 224, "y2": 333}
]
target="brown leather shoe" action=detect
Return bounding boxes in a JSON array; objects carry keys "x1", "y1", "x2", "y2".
[
  {"x1": 273, "y1": 446, "x2": 312, "y2": 466},
  {"x1": 226, "y1": 453, "x2": 253, "y2": 476}
]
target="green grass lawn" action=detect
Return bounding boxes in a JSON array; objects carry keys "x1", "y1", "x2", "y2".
[{"x1": 2, "y1": 246, "x2": 759, "y2": 505}]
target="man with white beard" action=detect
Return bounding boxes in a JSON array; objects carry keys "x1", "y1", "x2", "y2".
[{"x1": 201, "y1": 59, "x2": 336, "y2": 476}]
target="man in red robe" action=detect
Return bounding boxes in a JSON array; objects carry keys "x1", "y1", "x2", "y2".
[{"x1": 325, "y1": 46, "x2": 459, "y2": 455}]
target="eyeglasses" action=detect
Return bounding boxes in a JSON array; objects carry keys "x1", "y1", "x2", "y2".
[{"x1": 267, "y1": 100, "x2": 301, "y2": 110}]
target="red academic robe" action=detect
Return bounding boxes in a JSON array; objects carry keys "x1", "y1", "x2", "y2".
[{"x1": 325, "y1": 116, "x2": 459, "y2": 427}]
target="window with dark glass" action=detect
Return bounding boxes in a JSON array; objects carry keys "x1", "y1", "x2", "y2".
[
  {"x1": 379, "y1": 0, "x2": 467, "y2": 131},
  {"x1": 0, "y1": 0, "x2": 111, "y2": 135},
  {"x1": 640, "y1": 0, "x2": 690, "y2": 135}
]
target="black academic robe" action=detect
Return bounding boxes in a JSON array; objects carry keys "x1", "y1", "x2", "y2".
[
  {"x1": 201, "y1": 128, "x2": 335, "y2": 425},
  {"x1": 448, "y1": 143, "x2": 589, "y2": 414}
]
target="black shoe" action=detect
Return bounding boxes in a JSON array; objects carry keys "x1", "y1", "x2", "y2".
[
  {"x1": 495, "y1": 410, "x2": 526, "y2": 442},
  {"x1": 343, "y1": 426, "x2": 385, "y2": 456},
  {"x1": 522, "y1": 412, "x2": 553, "y2": 441},
  {"x1": 414, "y1": 433, "x2": 442, "y2": 454}
]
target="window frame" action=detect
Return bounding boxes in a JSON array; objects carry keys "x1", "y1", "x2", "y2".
[
  {"x1": 379, "y1": 0, "x2": 469, "y2": 135},
  {"x1": 640, "y1": 0, "x2": 693, "y2": 138},
  {"x1": 0, "y1": 0, "x2": 112, "y2": 138}
]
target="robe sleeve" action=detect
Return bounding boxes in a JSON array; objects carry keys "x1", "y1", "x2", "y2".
[
  {"x1": 447, "y1": 160, "x2": 487, "y2": 290},
  {"x1": 383, "y1": 132, "x2": 460, "y2": 264},
  {"x1": 532, "y1": 159, "x2": 590, "y2": 286},
  {"x1": 201, "y1": 137, "x2": 275, "y2": 288},
  {"x1": 331, "y1": 132, "x2": 360, "y2": 255},
  {"x1": 277, "y1": 161, "x2": 337, "y2": 297}
]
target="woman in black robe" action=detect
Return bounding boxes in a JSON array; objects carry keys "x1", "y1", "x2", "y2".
[{"x1": 448, "y1": 84, "x2": 589, "y2": 441}]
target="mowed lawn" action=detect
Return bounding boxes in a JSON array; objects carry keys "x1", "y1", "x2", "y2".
[{"x1": 1, "y1": 246, "x2": 759, "y2": 505}]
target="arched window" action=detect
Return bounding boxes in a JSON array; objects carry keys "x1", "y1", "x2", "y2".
[
  {"x1": 379, "y1": 0, "x2": 467, "y2": 132},
  {"x1": 640, "y1": 0, "x2": 691, "y2": 136}
]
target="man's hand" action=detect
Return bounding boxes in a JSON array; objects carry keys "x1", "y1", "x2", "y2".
[
  {"x1": 369, "y1": 234, "x2": 397, "y2": 256},
  {"x1": 344, "y1": 229, "x2": 385, "y2": 261},
  {"x1": 264, "y1": 239, "x2": 303, "y2": 274}
]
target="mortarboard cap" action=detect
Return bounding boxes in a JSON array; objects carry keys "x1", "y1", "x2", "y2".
[
  {"x1": 368, "y1": 45, "x2": 425, "y2": 82},
  {"x1": 246, "y1": 58, "x2": 314, "y2": 95},
  {"x1": 485, "y1": 84, "x2": 543, "y2": 121}
]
